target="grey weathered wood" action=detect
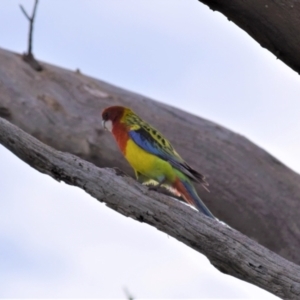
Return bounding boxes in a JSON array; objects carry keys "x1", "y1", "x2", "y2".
[
  {"x1": 0, "y1": 117, "x2": 299, "y2": 299},
  {"x1": 0, "y1": 47, "x2": 300, "y2": 264},
  {"x1": 198, "y1": 0, "x2": 300, "y2": 74}
]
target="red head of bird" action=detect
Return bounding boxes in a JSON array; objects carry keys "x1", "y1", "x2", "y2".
[
  {"x1": 101, "y1": 106, "x2": 135, "y2": 153},
  {"x1": 101, "y1": 106, "x2": 131, "y2": 132}
]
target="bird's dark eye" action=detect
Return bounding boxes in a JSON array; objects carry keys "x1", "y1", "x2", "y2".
[{"x1": 103, "y1": 112, "x2": 109, "y2": 120}]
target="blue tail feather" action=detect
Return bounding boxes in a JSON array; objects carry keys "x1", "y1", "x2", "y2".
[{"x1": 180, "y1": 179, "x2": 215, "y2": 219}]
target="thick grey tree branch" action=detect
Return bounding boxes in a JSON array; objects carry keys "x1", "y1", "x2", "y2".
[
  {"x1": 0, "y1": 47, "x2": 300, "y2": 265},
  {"x1": 0, "y1": 117, "x2": 300, "y2": 299},
  {"x1": 198, "y1": 0, "x2": 300, "y2": 75}
]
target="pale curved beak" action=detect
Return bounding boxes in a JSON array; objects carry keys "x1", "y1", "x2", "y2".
[
  {"x1": 102, "y1": 120, "x2": 106, "y2": 130},
  {"x1": 102, "y1": 120, "x2": 112, "y2": 132}
]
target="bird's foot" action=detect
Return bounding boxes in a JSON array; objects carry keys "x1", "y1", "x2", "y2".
[{"x1": 148, "y1": 179, "x2": 166, "y2": 191}]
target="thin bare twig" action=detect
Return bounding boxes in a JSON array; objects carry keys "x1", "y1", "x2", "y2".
[
  {"x1": 123, "y1": 287, "x2": 134, "y2": 300},
  {"x1": 19, "y1": 4, "x2": 30, "y2": 21},
  {"x1": 19, "y1": 0, "x2": 42, "y2": 71}
]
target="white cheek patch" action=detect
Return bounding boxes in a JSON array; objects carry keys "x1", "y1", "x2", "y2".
[{"x1": 105, "y1": 120, "x2": 113, "y2": 132}]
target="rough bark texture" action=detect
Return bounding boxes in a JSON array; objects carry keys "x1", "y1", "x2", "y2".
[
  {"x1": 0, "y1": 47, "x2": 300, "y2": 266},
  {"x1": 0, "y1": 117, "x2": 300, "y2": 299},
  {"x1": 199, "y1": 0, "x2": 300, "y2": 75}
]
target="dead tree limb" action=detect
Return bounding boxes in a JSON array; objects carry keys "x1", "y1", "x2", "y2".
[
  {"x1": 0, "y1": 117, "x2": 299, "y2": 299},
  {"x1": 198, "y1": 0, "x2": 300, "y2": 75},
  {"x1": 19, "y1": 0, "x2": 42, "y2": 71},
  {"x1": 0, "y1": 47, "x2": 300, "y2": 264}
]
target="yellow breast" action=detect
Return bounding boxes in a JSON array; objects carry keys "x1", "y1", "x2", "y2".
[{"x1": 125, "y1": 139, "x2": 174, "y2": 182}]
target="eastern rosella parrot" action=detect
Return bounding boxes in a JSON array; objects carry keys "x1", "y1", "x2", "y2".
[{"x1": 102, "y1": 106, "x2": 215, "y2": 219}]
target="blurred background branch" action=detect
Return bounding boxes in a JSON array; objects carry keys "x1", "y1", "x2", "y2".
[
  {"x1": 198, "y1": 0, "x2": 300, "y2": 75},
  {"x1": 0, "y1": 47, "x2": 299, "y2": 266}
]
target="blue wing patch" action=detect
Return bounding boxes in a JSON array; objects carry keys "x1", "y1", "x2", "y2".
[
  {"x1": 129, "y1": 129, "x2": 163, "y2": 158},
  {"x1": 128, "y1": 127, "x2": 207, "y2": 185}
]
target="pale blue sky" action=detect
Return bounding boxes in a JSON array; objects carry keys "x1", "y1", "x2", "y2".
[{"x1": 1, "y1": 0, "x2": 298, "y2": 298}]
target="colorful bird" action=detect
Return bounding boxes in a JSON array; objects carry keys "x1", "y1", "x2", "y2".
[{"x1": 102, "y1": 106, "x2": 215, "y2": 219}]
